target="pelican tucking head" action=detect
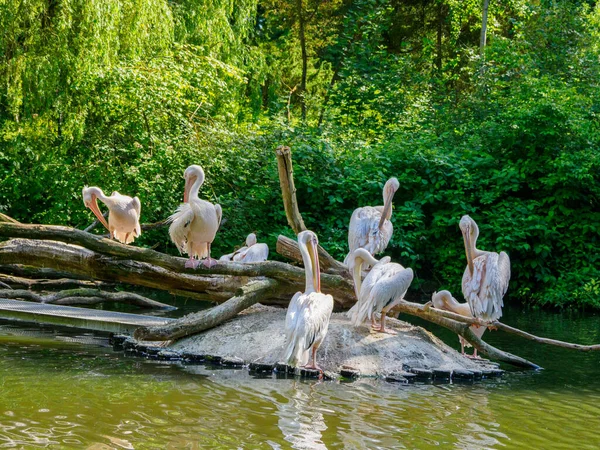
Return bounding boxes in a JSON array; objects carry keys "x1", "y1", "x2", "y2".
[
  {"x1": 183, "y1": 165, "x2": 205, "y2": 203},
  {"x1": 82, "y1": 186, "x2": 109, "y2": 229}
]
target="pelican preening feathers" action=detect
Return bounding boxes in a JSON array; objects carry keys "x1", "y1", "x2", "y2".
[
  {"x1": 168, "y1": 165, "x2": 222, "y2": 269},
  {"x1": 347, "y1": 248, "x2": 413, "y2": 334},
  {"x1": 431, "y1": 290, "x2": 486, "y2": 358},
  {"x1": 219, "y1": 233, "x2": 269, "y2": 262},
  {"x1": 284, "y1": 230, "x2": 334, "y2": 371},
  {"x1": 344, "y1": 177, "x2": 399, "y2": 266},
  {"x1": 460, "y1": 215, "x2": 511, "y2": 323},
  {"x1": 82, "y1": 187, "x2": 141, "y2": 244}
]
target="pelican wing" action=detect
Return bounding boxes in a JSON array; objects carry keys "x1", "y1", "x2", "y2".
[
  {"x1": 345, "y1": 206, "x2": 393, "y2": 264},
  {"x1": 369, "y1": 267, "x2": 414, "y2": 315},
  {"x1": 463, "y1": 252, "x2": 509, "y2": 322},
  {"x1": 132, "y1": 196, "x2": 142, "y2": 236},
  {"x1": 239, "y1": 243, "x2": 269, "y2": 262},
  {"x1": 168, "y1": 203, "x2": 195, "y2": 254}
]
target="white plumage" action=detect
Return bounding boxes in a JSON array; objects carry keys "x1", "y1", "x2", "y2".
[
  {"x1": 347, "y1": 248, "x2": 413, "y2": 334},
  {"x1": 220, "y1": 233, "x2": 269, "y2": 263},
  {"x1": 344, "y1": 177, "x2": 399, "y2": 265},
  {"x1": 283, "y1": 230, "x2": 334, "y2": 370},
  {"x1": 431, "y1": 290, "x2": 486, "y2": 357},
  {"x1": 460, "y1": 215, "x2": 511, "y2": 323},
  {"x1": 168, "y1": 165, "x2": 222, "y2": 269},
  {"x1": 82, "y1": 187, "x2": 141, "y2": 244}
]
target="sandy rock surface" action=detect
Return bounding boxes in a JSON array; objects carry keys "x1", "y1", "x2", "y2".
[{"x1": 171, "y1": 304, "x2": 495, "y2": 376}]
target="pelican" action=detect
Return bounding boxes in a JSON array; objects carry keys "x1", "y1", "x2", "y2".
[
  {"x1": 82, "y1": 187, "x2": 141, "y2": 244},
  {"x1": 347, "y1": 248, "x2": 413, "y2": 334},
  {"x1": 460, "y1": 215, "x2": 511, "y2": 323},
  {"x1": 344, "y1": 177, "x2": 399, "y2": 265},
  {"x1": 168, "y1": 165, "x2": 222, "y2": 269},
  {"x1": 283, "y1": 230, "x2": 334, "y2": 371},
  {"x1": 219, "y1": 233, "x2": 269, "y2": 262},
  {"x1": 431, "y1": 290, "x2": 486, "y2": 358}
]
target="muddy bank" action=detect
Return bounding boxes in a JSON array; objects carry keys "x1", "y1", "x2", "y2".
[{"x1": 162, "y1": 304, "x2": 498, "y2": 377}]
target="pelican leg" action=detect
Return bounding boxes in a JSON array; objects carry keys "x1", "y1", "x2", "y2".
[
  {"x1": 460, "y1": 339, "x2": 465, "y2": 355},
  {"x1": 376, "y1": 313, "x2": 397, "y2": 335},
  {"x1": 185, "y1": 257, "x2": 200, "y2": 269},
  {"x1": 370, "y1": 316, "x2": 380, "y2": 329},
  {"x1": 302, "y1": 346, "x2": 322, "y2": 372},
  {"x1": 202, "y1": 243, "x2": 218, "y2": 268},
  {"x1": 125, "y1": 232, "x2": 130, "y2": 243}
]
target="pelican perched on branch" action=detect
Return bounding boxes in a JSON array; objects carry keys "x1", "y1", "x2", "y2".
[
  {"x1": 460, "y1": 215, "x2": 510, "y2": 323},
  {"x1": 168, "y1": 165, "x2": 222, "y2": 269},
  {"x1": 82, "y1": 187, "x2": 141, "y2": 244},
  {"x1": 431, "y1": 290, "x2": 486, "y2": 358},
  {"x1": 344, "y1": 177, "x2": 399, "y2": 265},
  {"x1": 347, "y1": 248, "x2": 413, "y2": 334},
  {"x1": 219, "y1": 233, "x2": 269, "y2": 262},
  {"x1": 283, "y1": 230, "x2": 334, "y2": 371}
]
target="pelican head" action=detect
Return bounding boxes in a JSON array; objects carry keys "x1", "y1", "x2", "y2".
[
  {"x1": 379, "y1": 177, "x2": 399, "y2": 228},
  {"x1": 82, "y1": 186, "x2": 109, "y2": 230},
  {"x1": 246, "y1": 233, "x2": 257, "y2": 247},
  {"x1": 183, "y1": 165, "x2": 205, "y2": 203},
  {"x1": 460, "y1": 215, "x2": 479, "y2": 274},
  {"x1": 298, "y1": 230, "x2": 321, "y2": 293}
]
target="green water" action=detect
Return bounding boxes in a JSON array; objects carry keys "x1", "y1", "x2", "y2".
[{"x1": 1, "y1": 306, "x2": 599, "y2": 449}]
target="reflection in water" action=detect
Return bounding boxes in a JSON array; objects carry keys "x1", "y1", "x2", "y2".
[{"x1": 0, "y1": 306, "x2": 600, "y2": 449}]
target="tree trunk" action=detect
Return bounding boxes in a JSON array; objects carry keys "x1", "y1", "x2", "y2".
[
  {"x1": 134, "y1": 278, "x2": 280, "y2": 341},
  {"x1": 296, "y1": 0, "x2": 308, "y2": 121},
  {"x1": 480, "y1": 0, "x2": 490, "y2": 54}
]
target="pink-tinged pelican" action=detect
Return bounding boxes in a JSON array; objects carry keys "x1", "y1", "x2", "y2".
[
  {"x1": 347, "y1": 248, "x2": 413, "y2": 334},
  {"x1": 460, "y1": 215, "x2": 511, "y2": 323},
  {"x1": 344, "y1": 178, "x2": 399, "y2": 265},
  {"x1": 82, "y1": 187, "x2": 141, "y2": 244},
  {"x1": 168, "y1": 165, "x2": 222, "y2": 269},
  {"x1": 283, "y1": 230, "x2": 334, "y2": 371},
  {"x1": 431, "y1": 290, "x2": 486, "y2": 358},
  {"x1": 219, "y1": 233, "x2": 269, "y2": 262}
]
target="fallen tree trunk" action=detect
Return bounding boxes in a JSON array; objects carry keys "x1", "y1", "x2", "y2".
[
  {"x1": 0, "y1": 288, "x2": 175, "y2": 309},
  {"x1": 0, "y1": 264, "x2": 93, "y2": 281},
  {"x1": 0, "y1": 274, "x2": 116, "y2": 291},
  {"x1": 276, "y1": 235, "x2": 347, "y2": 275},
  {"x1": 134, "y1": 278, "x2": 280, "y2": 341}
]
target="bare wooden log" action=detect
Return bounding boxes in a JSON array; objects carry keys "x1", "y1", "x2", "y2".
[
  {"x1": 0, "y1": 274, "x2": 116, "y2": 291},
  {"x1": 0, "y1": 288, "x2": 175, "y2": 309},
  {"x1": 276, "y1": 235, "x2": 348, "y2": 274},
  {"x1": 393, "y1": 300, "x2": 541, "y2": 369},
  {"x1": 0, "y1": 264, "x2": 92, "y2": 280},
  {"x1": 276, "y1": 145, "x2": 307, "y2": 234},
  {"x1": 134, "y1": 278, "x2": 280, "y2": 341},
  {"x1": 0, "y1": 213, "x2": 19, "y2": 224}
]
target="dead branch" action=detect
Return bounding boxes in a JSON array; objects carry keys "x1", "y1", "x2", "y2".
[
  {"x1": 276, "y1": 235, "x2": 347, "y2": 274},
  {"x1": 134, "y1": 278, "x2": 280, "y2": 341},
  {"x1": 0, "y1": 213, "x2": 19, "y2": 224},
  {"x1": 276, "y1": 146, "x2": 307, "y2": 234},
  {"x1": 0, "y1": 288, "x2": 175, "y2": 309},
  {"x1": 0, "y1": 264, "x2": 91, "y2": 280},
  {"x1": 0, "y1": 274, "x2": 116, "y2": 291}
]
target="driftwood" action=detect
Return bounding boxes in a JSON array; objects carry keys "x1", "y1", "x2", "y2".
[
  {"x1": 0, "y1": 274, "x2": 116, "y2": 291},
  {"x1": 134, "y1": 278, "x2": 280, "y2": 341},
  {"x1": 0, "y1": 264, "x2": 91, "y2": 281},
  {"x1": 0, "y1": 288, "x2": 174, "y2": 309}
]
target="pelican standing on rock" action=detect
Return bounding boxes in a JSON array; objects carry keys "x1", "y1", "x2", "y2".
[
  {"x1": 82, "y1": 187, "x2": 141, "y2": 244},
  {"x1": 219, "y1": 233, "x2": 269, "y2": 262},
  {"x1": 344, "y1": 177, "x2": 399, "y2": 265},
  {"x1": 347, "y1": 248, "x2": 413, "y2": 334},
  {"x1": 431, "y1": 290, "x2": 486, "y2": 358},
  {"x1": 283, "y1": 230, "x2": 334, "y2": 371},
  {"x1": 460, "y1": 215, "x2": 511, "y2": 323},
  {"x1": 168, "y1": 165, "x2": 222, "y2": 269}
]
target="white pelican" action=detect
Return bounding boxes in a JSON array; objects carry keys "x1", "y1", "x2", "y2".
[
  {"x1": 219, "y1": 233, "x2": 269, "y2": 262},
  {"x1": 347, "y1": 248, "x2": 413, "y2": 334},
  {"x1": 460, "y1": 215, "x2": 511, "y2": 322},
  {"x1": 82, "y1": 187, "x2": 141, "y2": 244},
  {"x1": 168, "y1": 165, "x2": 222, "y2": 269},
  {"x1": 344, "y1": 177, "x2": 399, "y2": 265},
  {"x1": 431, "y1": 290, "x2": 486, "y2": 358},
  {"x1": 283, "y1": 230, "x2": 334, "y2": 371}
]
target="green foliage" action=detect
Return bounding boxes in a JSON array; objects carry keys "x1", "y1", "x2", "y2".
[{"x1": 1, "y1": 0, "x2": 599, "y2": 310}]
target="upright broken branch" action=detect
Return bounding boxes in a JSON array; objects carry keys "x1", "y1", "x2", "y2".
[{"x1": 276, "y1": 146, "x2": 307, "y2": 234}]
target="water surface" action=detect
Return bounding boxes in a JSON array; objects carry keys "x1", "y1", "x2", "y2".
[{"x1": 0, "y1": 305, "x2": 599, "y2": 449}]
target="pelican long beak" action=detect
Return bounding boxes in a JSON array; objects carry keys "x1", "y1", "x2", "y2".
[
  {"x1": 378, "y1": 189, "x2": 394, "y2": 229},
  {"x1": 308, "y1": 239, "x2": 321, "y2": 293},
  {"x1": 352, "y1": 254, "x2": 363, "y2": 299},
  {"x1": 463, "y1": 226, "x2": 474, "y2": 275},
  {"x1": 183, "y1": 177, "x2": 192, "y2": 203},
  {"x1": 88, "y1": 195, "x2": 109, "y2": 231}
]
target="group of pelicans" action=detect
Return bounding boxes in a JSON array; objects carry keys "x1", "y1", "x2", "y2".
[{"x1": 82, "y1": 165, "x2": 511, "y2": 371}]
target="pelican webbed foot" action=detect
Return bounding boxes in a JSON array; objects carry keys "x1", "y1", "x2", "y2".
[
  {"x1": 185, "y1": 258, "x2": 200, "y2": 269},
  {"x1": 202, "y1": 257, "x2": 218, "y2": 268}
]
